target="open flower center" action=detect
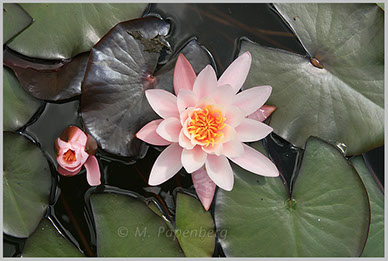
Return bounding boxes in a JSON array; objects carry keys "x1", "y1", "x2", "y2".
[
  {"x1": 63, "y1": 149, "x2": 76, "y2": 163},
  {"x1": 187, "y1": 105, "x2": 226, "y2": 147}
]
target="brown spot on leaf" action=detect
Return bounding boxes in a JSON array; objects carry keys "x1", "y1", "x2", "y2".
[{"x1": 311, "y1": 57, "x2": 324, "y2": 69}]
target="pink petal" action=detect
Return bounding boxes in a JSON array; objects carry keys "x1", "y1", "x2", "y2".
[
  {"x1": 69, "y1": 127, "x2": 88, "y2": 146},
  {"x1": 56, "y1": 138, "x2": 71, "y2": 152},
  {"x1": 179, "y1": 129, "x2": 195, "y2": 150},
  {"x1": 202, "y1": 143, "x2": 223, "y2": 156},
  {"x1": 145, "y1": 89, "x2": 179, "y2": 119},
  {"x1": 192, "y1": 65, "x2": 217, "y2": 98},
  {"x1": 209, "y1": 84, "x2": 235, "y2": 106},
  {"x1": 173, "y1": 53, "x2": 196, "y2": 95},
  {"x1": 205, "y1": 154, "x2": 234, "y2": 191},
  {"x1": 217, "y1": 51, "x2": 252, "y2": 94},
  {"x1": 57, "y1": 165, "x2": 81, "y2": 176},
  {"x1": 136, "y1": 119, "x2": 172, "y2": 146},
  {"x1": 181, "y1": 146, "x2": 207, "y2": 173},
  {"x1": 156, "y1": 118, "x2": 181, "y2": 143},
  {"x1": 221, "y1": 124, "x2": 237, "y2": 144},
  {"x1": 235, "y1": 118, "x2": 273, "y2": 142},
  {"x1": 222, "y1": 139, "x2": 244, "y2": 158},
  {"x1": 148, "y1": 143, "x2": 183, "y2": 186},
  {"x1": 233, "y1": 85, "x2": 272, "y2": 116},
  {"x1": 224, "y1": 105, "x2": 244, "y2": 127},
  {"x1": 195, "y1": 96, "x2": 217, "y2": 110},
  {"x1": 247, "y1": 105, "x2": 277, "y2": 122},
  {"x1": 230, "y1": 144, "x2": 279, "y2": 177},
  {"x1": 177, "y1": 89, "x2": 198, "y2": 113},
  {"x1": 192, "y1": 166, "x2": 216, "y2": 211},
  {"x1": 84, "y1": 156, "x2": 101, "y2": 186}
]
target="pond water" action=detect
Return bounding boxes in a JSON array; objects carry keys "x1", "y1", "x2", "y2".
[{"x1": 3, "y1": 3, "x2": 384, "y2": 257}]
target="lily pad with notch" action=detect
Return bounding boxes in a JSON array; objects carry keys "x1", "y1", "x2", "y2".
[
  {"x1": 241, "y1": 3, "x2": 384, "y2": 155},
  {"x1": 3, "y1": 132, "x2": 52, "y2": 238},
  {"x1": 22, "y1": 218, "x2": 84, "y2": 257},
  {"x1": 351, "y1": 156, "x2": 384, "y2": 257},
  {"x1": 90, "y1": 192, "x2": 184, "y2": 257},
  {"x1": 215, "y1": 137, "x2": 370, "y2": 257},
  {"x1": 4, "y1": 48, "x2": 89, "y2": 101},
  {"x1": 3, "y1": 3, "x2": 33, "y2": 44},
  {"x1": 174, "y1": 192, "x2": 216, "y2": 257},
  {"x1": 81, "y1": 16, "x2": 213, "y2": 157},
  {"x1": 3, "y1": 67, "x2": 43, "y2": 131},
  {"x1": 7, "y1": 3, "x2": 149, "y2": 59}
]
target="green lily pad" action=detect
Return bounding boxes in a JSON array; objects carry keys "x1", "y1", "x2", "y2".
[
  {"x1": 377, "y1": 3, "x2": 384, "y2": 10},
  {"x1": 215, "y1": 137, "x2": 370, "y2": 257},
  {"x1": 7, "y1": 3, "x2": 148, "y2": 59},
  {"x1": 22, "y1": 218, "x2": 84, "y2": 257},
  {"x1": 241, "y1": 3, "x2": 384, "y2": 155},
  {"x1": 3, "y1": 67, "x2": 42, "y2": 131},
  {"x1": 351, "y1": 156, "x2": 384, "y2": 257},
  {"x1": 3, "y1": 132, "x2": 52, "y2": 238},
  {"x1": 90, "y1": 192, "x2": 184, "y2": 257},
  {"x1": 175, "y1": 192, "x2": 215, "y2": 257},
  {"x1": 3, "y1": 3, "x2": 33, "y2": 43}
]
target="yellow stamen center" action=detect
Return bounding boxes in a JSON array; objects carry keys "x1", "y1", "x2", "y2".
[
  {"x1": 63, "y1": 149, "x2": 76, "y2": 163},
  {"x1": 187, "y1": 105, "x2": 226, "y2": 147}
]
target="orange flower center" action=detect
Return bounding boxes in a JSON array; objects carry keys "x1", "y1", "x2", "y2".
[
  {"x1": 187, "y1": 105, "x2": 226, "y2": 147},
  {"x1": 63, "y1": 149, "x2": 76, "y2": 163}
]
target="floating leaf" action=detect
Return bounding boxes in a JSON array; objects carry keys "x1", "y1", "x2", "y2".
[
  {"x1": 81, "y1": 16, "x2": 212, "y2": 157},
  {"x1": 90, "y1": 192, "x2": 184, "y2": 257},
  {"x1": 175, "y1": 192, "x2": 215, "y2": 257},
  {"x1": 3, "y1": 67, "x2": 42, "y2": 131},
  {"x1": 351, "y1": 156, "x2": 384, "y2": 257},
  {"x1": 148, "y1": 3, "x2": 304, "y2": 71},
  {"x1": 377, "y1": 3, "x2": 384, "y2": 10},
  {"x1": 3, "y1": 3, "x2": 33, "y2": 43},
  {"x1": 7, "y1": 3, "x2": 148, "y2": 59},
  {"x1": 4, "y1": 48, "x2": 89, "y2": 101},
  {"x1": 241, "y1": 3, "x2": 384, "y2": 155},
  {"x1": 22, "y1": 218, "x2": 84, "y2": 257},
  {"x1": 3, "y1": 132, "x2": 52, "y2": 238},
  {"x1": 215, "y1": 137, "x2": 370, "y2": 257}
]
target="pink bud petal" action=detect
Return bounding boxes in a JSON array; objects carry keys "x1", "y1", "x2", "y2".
[
  {"x1": 174, "y1": 54, "x2": 197, "y2": 95},
  {"x1": 247, "y1": 105, "x2": 277, "y2": 122},
  {"x1": 84, "y1": 156, "x2": 101, "y2": 186},
  {"x1": 192, "y1": 167, "x2": 216, "y2": 211},
  {"x1": 57, "y1": 165, "x2": 81, "y2": 176}
]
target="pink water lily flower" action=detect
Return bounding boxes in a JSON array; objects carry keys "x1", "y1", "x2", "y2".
[
  {"x1": 55, "y1": 126, "x2": 101, "y2": 186},
  {"x1": 136, "y1": 51, "x2": 279, "y2": 199}
]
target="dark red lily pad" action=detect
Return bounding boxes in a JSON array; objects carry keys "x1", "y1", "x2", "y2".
[
  {"x1": 81, "y1": 16, "x2": 213, "y2": 157},
  {"x1": 3, "y1": 48, "x2": 89, "y2": 101}
]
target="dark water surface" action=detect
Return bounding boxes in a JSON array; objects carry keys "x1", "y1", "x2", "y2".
[{"x1": 4, "y1": 3, "x2": 384, "y2": 257}]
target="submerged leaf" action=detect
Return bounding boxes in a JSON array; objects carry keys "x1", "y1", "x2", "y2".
[
  {"x1": 3, "y1": 67, "x2": 42, "y2": 131},
  {"x1": 351, "y1": 156, "x2": 384, "y2": 257},
  {"x1": 7, "y1": 3, "x2": 148, "y2": 59},
  {"x1": 4, "y1": 48, "x2": 89, "y2": 101},
  {"x1": 22, "y1": 218, "x2": 84, "y2": 257},
  {"x1": 3, "y1": 3, "x2": 33, "y2": 43},
  {"x1": 241, "y1": 3, "x2": 384, "y2": 155},
  {"x1": 90, "y1": 192, "x2": 184, "y2": 257},
  {"x1": 215, "y1": 137, "x2": 370, "y2": 257},
  {"x1": 81, "y1": 16, "x2": 213, "y2": 157},
  {"x1": 3, "y1": 132, "x2": 52, "y2": 238}
]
